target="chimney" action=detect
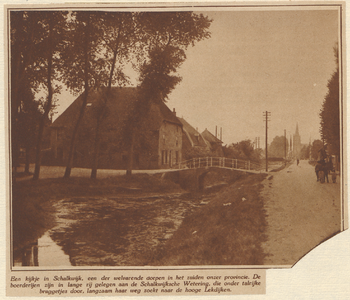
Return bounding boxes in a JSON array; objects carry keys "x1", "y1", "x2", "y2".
[
  {"x1": 173, "y1": 108, "x2": 176, "y2": 116},
  {"x1": 215, "y1": 126, "x2": 217, "y2": 137},
  {"x1": 220, "y1": 127, "x2": 222, "y2": 141}
]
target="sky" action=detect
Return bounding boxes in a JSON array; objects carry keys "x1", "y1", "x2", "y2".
[{"x1": 54, "y1": 6, "x2": 340, "y2": 146}]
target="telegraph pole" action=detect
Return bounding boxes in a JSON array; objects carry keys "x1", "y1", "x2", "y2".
[
  {"x1": 263, "y1": 111, "x2": 271, "y2": 172},
  {"x1": 284, "y1": 129, "x2": 286, "y2": 160}
]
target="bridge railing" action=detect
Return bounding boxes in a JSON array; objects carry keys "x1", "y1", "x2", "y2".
[{"x1": 174, "y1": 157, "x2": 262, "y2": 171}]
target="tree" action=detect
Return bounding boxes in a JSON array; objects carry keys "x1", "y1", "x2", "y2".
[
  {"x1": 90, "y1": 12, "x2": 135, "y2": 179},
  {"x1": 124, "y1": 12, "x2": 212, "y2": 176},
  {"x1": 319, "y1": 45, "x2": 340, "y2": 156},
  {"x1": 124, "y1": 45, "x2": 185, "y2": 176},
  {"x1": 32, "y1": 12, "x2": 67, "y2": 180},
  {"x1": 15, "y1": 82, "x2": 42, "y2": 173},
  {"x1": 60, "y1": 11, "x2": 109, "y2": 178},
  {"x1": 299, "y1": 144, "x2": 311, "y2": 160},
  {"x1": 10, "y1": 11, "x2": 67, "y2": 179},
  {"x1": 310, "y1": 139, "x2": 323, "y2": 161},
  {"x1": 224, "y1": 139, "x2": 261, "y2": 162},
  {"x1": 10, "y1": 11, "x2": 46, "y2": 173},
  {"x1": 269, "y1": 135, "x2": 289, "y2": 158}
]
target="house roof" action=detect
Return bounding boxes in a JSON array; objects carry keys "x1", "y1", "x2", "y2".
[
  {"x1": 201, "y1": 128, "x2": 223, "y2": 144},
  {"x1": 178, "y1": 117, "x2": 208, "y2": 148},
  {"x1": 52, "y1": 87, "x2": 182, "y2": 131}
]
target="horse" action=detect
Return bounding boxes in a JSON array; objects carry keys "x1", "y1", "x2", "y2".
[
  {"x1": 315, "y1": 162, "x2": 326, "y2": 183},
  {"x1": 315, "y1": 158, "x2": 333, "y2": 183}
]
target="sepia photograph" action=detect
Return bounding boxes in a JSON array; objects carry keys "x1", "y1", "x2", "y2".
[{"x1": 7, "y1": 1, "x2": 346, "y2": 276}]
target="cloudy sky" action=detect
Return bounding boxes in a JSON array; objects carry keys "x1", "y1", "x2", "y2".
[{"x1": 55, "y1": 5, "x2": 340, "y2": 146}]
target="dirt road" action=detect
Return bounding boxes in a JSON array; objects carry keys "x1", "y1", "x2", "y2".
[{"x1": 261, "y1": 160, "x2": 341, "y2": 267}]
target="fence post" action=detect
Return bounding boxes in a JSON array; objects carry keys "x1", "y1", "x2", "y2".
[
  {"x1": 199, "y1": 157, "x2": 201, "y2": 168},
  {"x1": 248, "y1": 160, "x2": 250, "y2": 170},
  {"x1": 211, "y1": 157, "x2": 213, "y2": 167}
]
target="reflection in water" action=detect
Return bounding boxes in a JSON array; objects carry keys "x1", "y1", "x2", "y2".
[
  {"x1": 14, "y1": 232, "x2": 71, "y2": 267},
  {"x1": 46, "y1": 194, "x2": 208, "y2": 266},
  {"x1": 14, "y1": 241, "x2": 39, "y2": 267},
  {"x1": 14, "y1": 193, "x2": 211, "y2": 267}
]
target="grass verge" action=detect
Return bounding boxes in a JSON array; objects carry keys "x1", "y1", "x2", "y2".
[{"x1": 144, "y1": 173, "x2": 268, "y2": 266}]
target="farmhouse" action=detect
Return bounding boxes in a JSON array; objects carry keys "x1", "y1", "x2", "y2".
[
  {"x1": 177, "y1": 117, "x2": 210, "y2": 159},
  {"x1": 50, "y1": 87, "x2": 182, "y2": 170},
  {"x1": 201, "y1": 129, "x2": 224, "y2": 157}
]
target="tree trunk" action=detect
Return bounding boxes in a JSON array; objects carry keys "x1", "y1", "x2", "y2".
[
  {"x1": 25, "y1": 146, "x2": 30, "y2": 173},
  {"x1": 90, "y1": 43, "x2": 118, "y2": 179},
  {"x1": 64, "y1": 14, "x2": 90, "y2": 179},
  {"x1": 33, "y1": 17, "x2": 53, "y2": 181},
  {"x1": 90, "y1": 114, "x2": 102, "y2": 179},
  {"x1": 33, "y1": 118, "x2": 45, "y2": 180},
  {"x1": 64, "y1": 89, "x2": 89, "y2": 178},
  {"x1": 126, "y1": 131, "x2": 135, "y2": 177}
]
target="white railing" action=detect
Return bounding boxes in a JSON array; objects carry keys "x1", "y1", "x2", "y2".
[{"x1": 175, "y1": 157, "x2": 262, "y2": 172}]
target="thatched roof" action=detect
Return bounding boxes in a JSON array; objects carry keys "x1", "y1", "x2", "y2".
[
  {"x1": 201, "y1": 128, "x2": 223, "y2": 144},
  {"x1": 178, "y1": 117, "x2": 208, "y2": 148},
  {"x1": 52, "y1": 87, "x2": 182, "y2": 132}
]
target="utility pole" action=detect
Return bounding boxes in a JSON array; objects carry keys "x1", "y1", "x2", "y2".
[
  {"x1": 263, "y1": 111, "x2": 271, "y2": 172},
  {"x1": 284, "y1": 129, "x2": 286, "y2": 160}
]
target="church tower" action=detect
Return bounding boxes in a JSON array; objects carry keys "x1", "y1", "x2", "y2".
[{"x1": 293, "y1": 123, "x2": 301, "y2": 158}]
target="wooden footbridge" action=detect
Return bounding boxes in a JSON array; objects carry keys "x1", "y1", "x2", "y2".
[{"x1": 175, "y1": 157, "x2": 265, "y2": 174}]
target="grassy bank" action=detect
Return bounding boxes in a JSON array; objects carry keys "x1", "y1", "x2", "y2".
[{"x1": 144, "y1": 173, "x2": 268, "y2": 266}]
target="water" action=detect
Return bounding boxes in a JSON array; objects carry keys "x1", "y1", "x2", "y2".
[
  {"x1": 14, "y1": 232, "x2": 71, "y2": 267},
  {"x1": 14, "y1": 193, "x2": 211, "y2": 267}
]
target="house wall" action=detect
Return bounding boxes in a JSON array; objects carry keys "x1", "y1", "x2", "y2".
[
  {"x1": 49, "y1": 121, "x2": 183, "y2": 170},
  {"x1": 158, "y1": 122, "x2": 182, "y2": 168}
]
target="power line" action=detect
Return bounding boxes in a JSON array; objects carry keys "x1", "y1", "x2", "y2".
[{"x1": 263, "y1": 111, "x2": 271, "y2": 172}]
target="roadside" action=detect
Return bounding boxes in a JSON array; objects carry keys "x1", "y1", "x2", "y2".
[{"x1": 260, "y1": 160, "x2": 341, "y2": 266}]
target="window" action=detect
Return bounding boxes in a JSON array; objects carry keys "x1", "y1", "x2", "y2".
[{"x1": 162, "y1": 150, "x2": 168, "y2": 165}]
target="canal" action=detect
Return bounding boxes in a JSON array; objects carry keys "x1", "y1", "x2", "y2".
[{"x1": 13, "y1": 192, "x2": 215, "y2": 267}]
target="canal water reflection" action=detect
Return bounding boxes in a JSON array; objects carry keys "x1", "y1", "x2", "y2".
[
  {"x1": 14, "y1": 232, "x2": 71, "y2": 267},
  {"x1": 14, "y1": 193, "x2": 209, "y2": 267}
]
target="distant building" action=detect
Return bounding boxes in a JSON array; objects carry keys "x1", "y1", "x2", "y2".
[
  {"x1": 177, "y1": 117, "x2": 210, "y2": 159},
  {"x1": 293, "y1": 123, "x2": 301, "y2": 158},
  {"x1": 201, "y1": 129, "x2": 224, "y2": 157},
  {"x1": 50, "y1": 87, "x2": 183, "y2": 170}
]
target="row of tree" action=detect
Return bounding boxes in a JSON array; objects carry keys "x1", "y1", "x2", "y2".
[
  {"x1": 223, "y1": 140, "x2": 262, "y2": 163},
  {"x1": 11, "y1": 11, "x2": 212, "y2": 179},
  {"x1": 319, "y1": 45, "x2": 340, "y2": 157}
]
